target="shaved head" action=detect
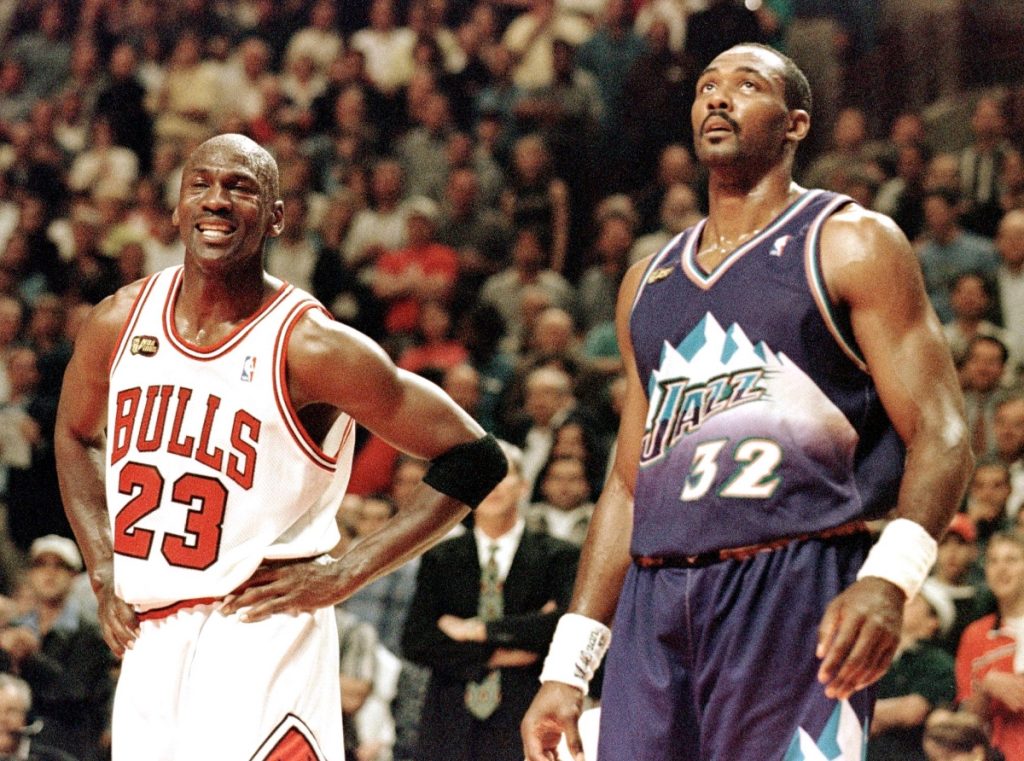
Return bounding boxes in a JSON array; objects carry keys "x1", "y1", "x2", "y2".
[{"x1": 187, "y1": 133, "x2": 280, "y2": 200}]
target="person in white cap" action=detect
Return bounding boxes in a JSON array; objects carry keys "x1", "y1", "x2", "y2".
[{"x1": 0, "y1": 535, "x2": 113, "y2": 759}]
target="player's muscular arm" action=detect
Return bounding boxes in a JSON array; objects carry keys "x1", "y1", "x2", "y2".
[
  {"x1": 222, "y1": 312, "x2": 488, "y2": 621},
  {"x1": 565, "y1": 258, "x2": 648, "y2": 625},
  {"x1": 814, "y1": 207, "x2": 973, "y2": 700},
  {"x1": 522, "y1": 259, "x2": 647, "y2": 761},
  {"x1": 55, "y1": 286, "x2": 143, "y2": 657}
]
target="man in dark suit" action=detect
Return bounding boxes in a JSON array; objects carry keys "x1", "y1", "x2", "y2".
[{"x1": 401, "y1": 441, "x2": 579, "y2": 761}]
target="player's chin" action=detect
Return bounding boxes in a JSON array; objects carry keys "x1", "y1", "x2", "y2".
[{"x1": 695, "y1": 143, "x2": 738, "y2": 165}]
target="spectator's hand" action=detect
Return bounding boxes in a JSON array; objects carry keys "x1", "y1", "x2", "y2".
[
  {"x1": 97, "y1": 581, "x2": 139, "y2": 659},
  {"x1": 816, "y1": 576, "x2": 904, "y2": 700},
  {"x1": 438, "y1": 614, "x2": 485, "y2": 642},
  {"x1": 488, "y1": 648, "x2": 538, "y2": 668},
  {"x1": 220, "y1": 557, "x2": 350, "y2": 622},
  {"x1": 0, "y1": 626, "x2": 40, "y2": 662},
  {"x1": 522, "y1": 681, "x2": 586, "y2": 761},
  {"x1": 356, "y1": 740, "x2": 385, "y2": 761},
  {"x1": 981, "y1": 671, "x2": 1024, "y2": 712}
]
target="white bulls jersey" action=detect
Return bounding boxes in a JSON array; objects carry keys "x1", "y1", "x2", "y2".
[{"x1": 106, "y1": 266, "x2": 354, "y2": 609}]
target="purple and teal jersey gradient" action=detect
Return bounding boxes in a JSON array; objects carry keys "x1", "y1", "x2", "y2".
[{"x1": 628, "y1": 189, "x2": 904, "y2": 557}]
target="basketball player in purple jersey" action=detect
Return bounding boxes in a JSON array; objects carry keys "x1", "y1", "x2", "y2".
[
  {"x1": 54, "y1": 134, "x2": 506, "y2": 759},
  {"x1": 523, "y1": 44, "x2": 973, "y2": 761}
]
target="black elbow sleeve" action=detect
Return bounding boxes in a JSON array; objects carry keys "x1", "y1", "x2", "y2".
[{"x1": 422, "y1": 433, "x2": 508, "y2": 508}]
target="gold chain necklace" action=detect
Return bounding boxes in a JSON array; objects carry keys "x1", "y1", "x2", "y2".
[{"x1": 700, "y1": 227, "x2": 763, "y2": 259}]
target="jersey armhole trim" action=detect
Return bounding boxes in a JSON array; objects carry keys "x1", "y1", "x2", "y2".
[
  {"x1": 804, "y1": 195, "x2": 869, "y2": 374},
  {"x1": 108, "y1": 272, "x2": 162, "y2": 374},
  {"x1": 629, "y1": 229, "x2": 689, "y2": 313},
  {"x1": 272, "y1": 301, "x2": 346, "y2": 471}
]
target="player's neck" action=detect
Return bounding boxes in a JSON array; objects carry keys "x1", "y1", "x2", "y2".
[
  {"x1": 176, "y1": 265, "x2": 273, "y2": 344},
  {"x1": 476, "y1": 512, "x2": 518, "y2": 540},
  {"x1": 703, "y1": 171, "x2": 800, "y2": 254}
]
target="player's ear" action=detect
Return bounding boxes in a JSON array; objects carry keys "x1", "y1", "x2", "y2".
[
  {"x1": 171, "y1": 206, "x2": 179, "y2": 226},
  {"x1": 267, "y1": 199, "x2": 285, "y2": 238},
  {"x1": 786, "y1": 109, "x2": 810, "y2": 144}
]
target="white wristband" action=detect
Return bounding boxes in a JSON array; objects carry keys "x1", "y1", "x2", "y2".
[
  {"x1": 539, "y1": 613, "x2": 612, "y2": 695},
  {"x1": 856, "y1": 518, "x2": 937, "y2": 599}
]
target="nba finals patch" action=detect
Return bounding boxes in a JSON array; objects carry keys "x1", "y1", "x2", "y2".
[
  {"x1": 130, "y1": 336, "x2": 159, "y2": 356},
  {"x1": 241, "y1": 355, "x2": 257, "y2": 382},
  {"x1": 647, "y1": 266, "x2": 674, "y2": 284}
]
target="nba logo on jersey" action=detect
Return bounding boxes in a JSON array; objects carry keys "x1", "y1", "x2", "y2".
[
  {"x1": 769, "y1": 235, "x2": 791, "y2": 257},
  {"x1": 241, "y1": 355, "x2": 257, "y2": 382}
]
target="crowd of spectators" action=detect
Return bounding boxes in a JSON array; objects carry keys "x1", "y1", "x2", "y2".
[{"x1": 1, "y1": 0, "x2": 1024, "y2": 759}]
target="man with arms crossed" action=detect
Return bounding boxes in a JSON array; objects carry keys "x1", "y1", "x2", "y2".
[
  {"x1": 522, "y1": 44, "x2": 973, "y2": 761},
  {"x1": 54, "y1": 133, "x2": 506, "y2": 760}
]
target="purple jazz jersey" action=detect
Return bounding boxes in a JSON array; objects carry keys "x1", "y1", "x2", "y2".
[
  {"x1": 628, "y1": 189, "x2": 904, "y2": 558},
  {"x1": 597, "y1": 532, "x2": 874, "y2": 761}
]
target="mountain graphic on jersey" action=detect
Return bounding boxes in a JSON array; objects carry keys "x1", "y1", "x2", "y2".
[
  {"x1": 639, "y1": 312, "x2": 857, "y2": 477},
  {"x1": 784, "y1": 700, "x2": 866, "y2": 761}
]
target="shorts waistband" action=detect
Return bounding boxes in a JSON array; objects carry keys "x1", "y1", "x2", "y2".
[
  {"x1": 132, "y1": 557, "x2": 317, "y2": 622},
  {"x1": 633, "y1": 520, "x2": 869, "y2": 570},
  {"x1": 137, "y1": 596, "x2": 222, "y2": 622}
]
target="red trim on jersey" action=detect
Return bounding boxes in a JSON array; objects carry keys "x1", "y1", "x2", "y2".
[
  {"x1": 162, "y1": 267, "x2": 295, "y2": 360},
  {"x1": 109, "y1": 273, "x2": 162, "y2": 374},
  {"x1": 137, "y1": 595, "x2": 221, "y2": 622},
  {"x1": 264, "y1": 727, "x2": 318, "y2": 760},
  {"x1": 250, "y1": 714, "x2": 327, "y2": 761},
  {"x1": 338, "y1": 416, "x2": 355, "y2": 456},
  {"x1": 272, "y1": 302, "x2": 339, "y2": 471}
]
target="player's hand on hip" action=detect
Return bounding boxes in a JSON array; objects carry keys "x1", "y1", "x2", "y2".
[
  {"x1": 98, "y1": 587, "x2": 139, "y2": 659},
  {"x1": 816, "y1": 576, "x2": 904, "y2": 700},
  {"x1": 220, "y1": 557, "x2": 346, "y2": 622},
  {"x1": 522, "y1": 681, "x2": 585, "y2": 761}
]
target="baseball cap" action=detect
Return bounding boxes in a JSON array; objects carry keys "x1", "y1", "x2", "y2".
[
  {"x1": 918, "y1": 578, "x2": 956, "y2": 636},
  {"x1": 945, "y1": 513, "x2": 977, "y2": 544},
  {"x1": 29, "y1": 535, "x2": 83, "y2": 572},
  {"x1": 403, "y1": 196, "x2": 440, "y2": 225}
]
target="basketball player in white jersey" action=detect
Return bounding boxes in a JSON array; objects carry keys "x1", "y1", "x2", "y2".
[{"x1": 54, "y1": 133, "x2": 507, "y2": 760}]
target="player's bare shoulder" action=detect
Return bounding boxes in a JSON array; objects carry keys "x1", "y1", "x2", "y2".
[
  {"x1": 75, "y1": 278, "x2": 152, "y2": 361},
  {"x1": 818, "y1": 202, "x2": 919, "y2": 305},
  {"x1": 283, "y1": 307, "x2": 400, "y2": 412},
  {"x1": 620, "y1": 254, "x2": 658, "y2": 304}
]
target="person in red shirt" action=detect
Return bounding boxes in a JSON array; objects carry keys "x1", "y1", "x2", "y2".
[
  {"x1": 370, "y1": 196, "x2": 459, "y2": 340},
  {"x1": 956, "y1": 530, "x2": 1024, "y2": 760},
  {"x1": 397, "y1": 299, "x2": 469, "y2": 375}
]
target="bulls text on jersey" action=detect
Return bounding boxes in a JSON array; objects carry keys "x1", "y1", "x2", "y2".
[{"x1": 110, "y1": 384, "x2": 260, "y2": 490}]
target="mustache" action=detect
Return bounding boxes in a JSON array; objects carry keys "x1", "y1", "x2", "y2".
[{"x1": 701, "y1": 111, "x2": 740, "y2": 134}]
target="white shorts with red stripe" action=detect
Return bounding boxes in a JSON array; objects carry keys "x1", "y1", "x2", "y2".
[{"x1": 112, "y1": 602, "x2": 343, "y2": 760}]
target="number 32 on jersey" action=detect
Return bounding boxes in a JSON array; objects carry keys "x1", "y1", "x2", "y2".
[{"x1": 680, "y1": 437, "x2": 782, "y2": 501}]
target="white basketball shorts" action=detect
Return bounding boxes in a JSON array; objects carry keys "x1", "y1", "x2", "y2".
[{"x1": 112, "y1": 602, "x2": 344, "y2": 760}]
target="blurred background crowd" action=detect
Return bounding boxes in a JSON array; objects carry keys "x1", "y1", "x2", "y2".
[{"x1": 1, "y1": 0, "x2": 1024, "y2": 759}]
